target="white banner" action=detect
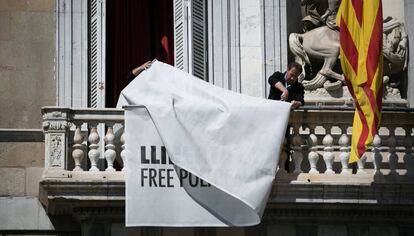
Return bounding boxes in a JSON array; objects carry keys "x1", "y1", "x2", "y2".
[{"x1": 119, "y1": 61, "x2": 291, "y2": 226}]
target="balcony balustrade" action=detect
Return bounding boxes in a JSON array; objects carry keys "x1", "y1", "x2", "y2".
[{"x1": 38, "y1": 106, "x2": 414, "y2": 222}]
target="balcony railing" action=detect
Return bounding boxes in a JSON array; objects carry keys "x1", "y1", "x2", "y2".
[
  {"x1": 39, "y1": 106, "x2": 414, "y2": 218},
  {"x1": 41, "y1": 106, "x2": 414, "y2": 179}
]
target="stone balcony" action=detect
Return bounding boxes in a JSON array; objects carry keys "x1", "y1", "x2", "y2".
[{"x1": 39, "y1": 106, "x2": 414, "y2": 225}]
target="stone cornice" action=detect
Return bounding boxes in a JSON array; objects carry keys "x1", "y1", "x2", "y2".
[
  {"x1": 262, "y1": 203, "x2": 414, "y2": 224},
  {"x1": 39, "y1": 172, "x2": 414, "y2": 221}
]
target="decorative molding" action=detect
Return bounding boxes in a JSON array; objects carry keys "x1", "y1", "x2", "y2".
[
  {"x1": 49, "y1": 134, "x2": 64, "y2": 167},
  {"x1": 45, "y1": 132, "x2": 67, "y2": 168},
  {"x1": 42, "y1": 121, "x2": 70, "y2": 131}
]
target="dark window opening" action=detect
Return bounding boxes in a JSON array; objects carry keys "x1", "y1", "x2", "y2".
[{"x1": 106, "y1": 0, "x2": 174, "y2": 108}]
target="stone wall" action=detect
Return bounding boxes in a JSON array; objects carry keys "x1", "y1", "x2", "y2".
[{"x1": 0, "y1": 0, "x2": 55, "y2": 197}]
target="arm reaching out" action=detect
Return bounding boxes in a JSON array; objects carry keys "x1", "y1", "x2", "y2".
[{"x1": 132, "y1": 61, "x2": 152, "y2": 76}]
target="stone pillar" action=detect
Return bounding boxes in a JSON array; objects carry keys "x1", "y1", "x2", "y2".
[
  {"x1": 42, "y1": 108, "x2": 71, "y2": 169},
  {"x1": 239, "y1": 0, "x2": 265, "y2": 97},
  {"x1": 56, "y1": 0, "x2": 89, "y2": 107},
  {"x1": 405, "y1": 0, "x2": 414, "y2": 107},
  {"x1": 262, "y1": 0, "x2": 288, "y2": 98},
  {"x1": 207, "y1": 0, "x2": 241, "y2": 92}
]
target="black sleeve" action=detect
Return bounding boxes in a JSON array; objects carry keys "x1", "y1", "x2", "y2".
[
  {"x1": 293, "y1": 84, "x2": 305, "y2": 106},
  {"x1": 268, "y1": 72, "x2": 282, "y2": 86},
  {"x1": 126, "y1": 71, "x2": 136, "y2": 81}
]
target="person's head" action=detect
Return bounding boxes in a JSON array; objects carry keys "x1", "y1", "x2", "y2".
[{"x1": 286, "y1": 62, "x2": 302, "y2": 83}]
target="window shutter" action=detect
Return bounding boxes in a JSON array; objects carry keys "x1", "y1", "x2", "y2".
[
  {"x1": 174, "y1": 0, "x2": 189, "y2": 71},
  {"x1": 174, "y1": 0, "x2": 207, "y2": 80},
  {"x1": 190, "y1": 0, "x2": 207, "y2": 80},
  {"x1": 89, "y1": 0, "x2": 106, "y2": 108}
]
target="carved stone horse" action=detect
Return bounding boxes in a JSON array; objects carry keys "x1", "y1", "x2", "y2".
[
  {"x1": 289, "y1": 20, "x2": 408, "y2": 91},
  {"x1": 289, "y1": 26, "x2": 344, "y2": 91}
]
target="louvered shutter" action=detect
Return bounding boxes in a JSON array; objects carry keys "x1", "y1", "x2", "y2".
[
  {"x1": 190, "y1": 0, "x2": 207, "y2": 80},
  {"x1": 174, "y1": 0, "x2": 207, "y2": 80},
  {"x1": 174, "y1": 0, "x2": 189, "y2": 71},
  {"x1": 89, "y1": 0, "x2": 106, "y2": 108}
]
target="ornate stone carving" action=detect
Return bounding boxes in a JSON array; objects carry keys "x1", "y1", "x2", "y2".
[
  {"x1": 301, "y1": 0, "x2": 339, "y2": 32},
  {"x1": 290, "y1": 1, "x2": 408, "y2": 105},
  {"x1": 42, "y1": 110, "x2": 68, "y2": 120},
  {"x1": 43, "y1": 121, "x2": 70, "y2": 131},
  {"x1": 49, "y1": 134, "x2": 64, "y2": 167}
]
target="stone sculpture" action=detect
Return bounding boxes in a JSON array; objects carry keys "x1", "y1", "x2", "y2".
[{"x1": 290, "y1": 15, "x2": 408, "y2": 93}]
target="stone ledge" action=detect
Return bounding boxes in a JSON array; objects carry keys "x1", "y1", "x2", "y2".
[
  {"x1": 262, "y1": 202, "x2": 414, "y2": 224},
  {"x1": 39, "y1": 172, "x2": 414, "y2": 218}
]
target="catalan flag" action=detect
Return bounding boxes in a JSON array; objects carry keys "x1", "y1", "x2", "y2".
[{"x1": 336, "y1": 0, "x2": 383, "y2": 163}]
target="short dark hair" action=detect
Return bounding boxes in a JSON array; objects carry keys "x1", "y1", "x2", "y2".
[{"x1": 287, "y1": 62, "x2": 303, "y2": 73}]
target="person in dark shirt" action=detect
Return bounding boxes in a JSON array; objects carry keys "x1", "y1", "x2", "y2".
[
  {"x1": 126, "y1": 61, "x2": 153, "y2": 81},
  {"x1": 268, "y1": 62, "x2": 305, "y2": 109}
]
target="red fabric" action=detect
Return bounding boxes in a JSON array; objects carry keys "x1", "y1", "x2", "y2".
[{"x1": 106, "y1": 0, "x2": 173, "y2": 107}]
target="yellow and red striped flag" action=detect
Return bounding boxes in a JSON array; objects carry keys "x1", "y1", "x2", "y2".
[{"x1": 336, "y1": 0, "x2": 383, "y2": 163}]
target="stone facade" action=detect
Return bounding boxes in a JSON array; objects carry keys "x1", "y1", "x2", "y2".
[
  {"x1": 1, "y1": 0, "x2": 414, "y2": 235},
  {"x1": 0, "y1": 0, "x2": 56, "y2": 234},
  {"x1": 0, "y1": 0, "x2": 55, "y2": 188}
]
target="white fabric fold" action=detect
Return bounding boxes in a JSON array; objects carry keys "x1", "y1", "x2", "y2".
[{"x1": 119, "y1": 61, "x2": 291, "y2": 226}]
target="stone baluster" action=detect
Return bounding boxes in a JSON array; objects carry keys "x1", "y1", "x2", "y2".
[
  {"x1": 357, "y1": 154, "x2": 367, "y2": 174},
  {"x1": 322, "y1": 125, "x2": 335, "y2": 174},
  {"x1": 291, "y1": 125, "x2": 303, "y2": 174},
  {"x1": 88, "y1": 123, "x2": 100, "y2": 171},
  {"x1": 308, "y1": 125, "x2": 319, "y2": 174},
  {"x1": 120, "y1": 129, "x2": 126, "y2": 172},
  {"x1": 387, "y1": 126, "x2": 398, "y2": 175},
  {"x1": 339, "y1": 125, "x2": 351, "y2": 174},
  {"x1": 104, "y1": 123, "x2": 116, "y2": 172},
  {"x1": 372, "y1": 134, "x2": 383, "y2": 175},
  {"x1": 278, "y1": 138, "x2": 288, "y2": 173},
  {"x1": 403, "y1": 126, "x2": 414, "y2": 176},
  {"x1": 72, "y1": 123, "x2": 84, "y2": 171}
]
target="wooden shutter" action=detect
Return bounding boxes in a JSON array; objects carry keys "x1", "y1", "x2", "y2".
[{"x1": 174, "y1": 0, "x2": 207, "y2": 80}]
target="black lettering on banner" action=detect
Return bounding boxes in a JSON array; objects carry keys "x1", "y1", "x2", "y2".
[
  {"x1": 179, "y1": 169, "x2": 188, "y2": 187},
  {"x1": 200, "y1": 179, "x2": 211, "y2": 187},
  {"x1": 167, "y1": 169, "x2": 174, "y2": 187},
  {"x1": 159, "y1": 168, "x2": 166, "y2": 187},
  {"x1": 151, "y1": 146, "x2": 160, "y2": 164},
  {"x1": 139, "y1": 145, "x2": 211, "y2": 188},
  {"x1": 141, "y1": 146, "x2": 149, "y2": 164},
  {"x1": 167, "y1": 147, "x2": 173, "y2": 164},
  {"x1": 161, "y1": 146, "x2": 167, "y2": 164},
  {"x1": 149, "y1": 168, "x2": 158, "y2": 187},
  {"x1": 141, "y1": 168, "x2": 148, "y2": 187},
  {"x1": 189, "y1": 172, "x2": 199, "y2": 187}
]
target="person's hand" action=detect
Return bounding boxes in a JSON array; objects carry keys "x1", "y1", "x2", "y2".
[
  {"x1": 397, "y1": 38, "x2": 407, "y2": 56},
  {"x1": 281, "y1": 90, "x2": 289, "y2": 101},
  {"x1": 132, "y1": 61, "x2": 152, "y2": 76},
  {"x1": 291, "y1": 100, "x2": 302, "y2": 109}
]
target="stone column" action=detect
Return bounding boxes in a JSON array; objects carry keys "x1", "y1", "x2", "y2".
[
  {"x1": 42, "y1": 108, "x2": 71, "y2": 169},
  {"x1": 405, "y1": 0, "x2": 414, "y2": 107},
  {"x1": 56, "y1": 0, "x2": 89, "y2": 107},
  {"x1": 262, "y1": 0, "x2": 288, "y2": 98},
  {"x1": 239, "y1": 0, "x2": 265, "y2": 97},
  {"x1": 207, "y1": 0, "x2": 241, "y2": 92}
]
